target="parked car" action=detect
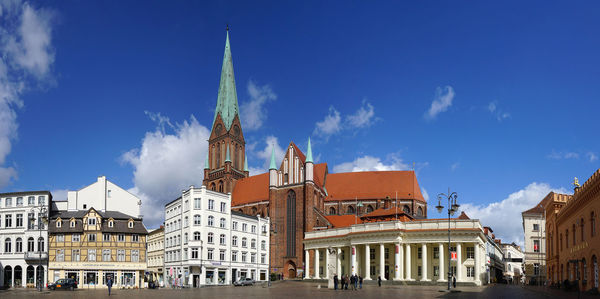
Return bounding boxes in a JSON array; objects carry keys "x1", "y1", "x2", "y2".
[
  {"x1": 48, "y1": 278, "x2": 78, "y2": 291},
  {"x1": 233, "y1": 277, "x2": 255, "y2": 286}
]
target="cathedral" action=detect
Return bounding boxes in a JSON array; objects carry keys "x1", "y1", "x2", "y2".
[{"x1": 203, "y1": 31, "x2": 428, "y2": 279}]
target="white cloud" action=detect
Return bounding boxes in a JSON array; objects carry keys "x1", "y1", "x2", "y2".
[
  {"x1": 252, "y1": 135, "x2": 285, "y2": 174},
  {"x1": 424, "y1": 86, "x2": 454, "y2": 120},
  {"x1": 121, "y1": 114, "x2": 210, "y2": 226},
  {"x1": 547, "y1": 150, "x2": 580, "y2": 160},
  {"x1": 587, "y1": 152, "x2": 598, "y2": 162},
  {"x1": 422, "y1": 187, "x2": 430, "y2": 202},
  {"x1": 333, "y1": 153, "x2": 410, "y2": 173},
  {"x1": 487, "y1": 102, "x2": 496, "y2": 113},
  {"x1": 240, "y1": 80, "x2": 277, "y2": 131},
  {"x1": 460, "y1": 182, "x2": 568, "y2": 248},
  {"x1": 313, "y1": 106, "x2": 342, "y2": 139},
  {"x1": 346, "y1": 100, "x2": 376, "y2": 128},
  {"x1": 487, "y1": 101, "x2": 510, "y2": 122},
  {"x1": 0, "y1": 1, "x2": 56, "y2": 189}
]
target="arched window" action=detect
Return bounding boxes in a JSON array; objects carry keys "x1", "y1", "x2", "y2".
[
  {"x1": 251, "y1": 207, "x2": 258, "y2": 215},
  {"x1": 251, "y1": 239, "x2": 256, "y2": 249},
  {"x1": 220, "y1": 218, "x2": 226, "y2": 228},
  {"x1": 403, "y1": 205, "x2": 411, "y2": 214},
  {"x1": 242, "y1": 237, "x2": 247, "y2": 248},
  {"x1": 286, "y1": 190, "x2": 296, "y2": 256},
  {"x1": 28, "y1": 237, "x2": 35, "y2": 252},
  {"x1": 417, "y1": 207, "x2": 424, "y2": 217},
  {"x1": 207, "y1": 232, "x2": 214, "y2": 244},
  {"x1": 208, "y1": 216, "x2": 214, "y2": 227},
  {"x1": 581, "y1": 218, "x2": 585, "y2": 241},
  {"x1": 347, "y1": 206, "x2": 355, "y2": 214},
  {"x1": 210, "y1": 183, "x2": 216, "y2": 191},
  {"x1": 220, "y1": 234, "x2": 226, "y2": 245},
  {"x1": 194, "y1": 232, "x2": 201, "y2": 241},
  {"x1": 592, "y1": 211, "x2": 597, "y2": 237},
  {"x1": 573, "y1": 224, "x2": 577, "y2": 244},
  {"x1": 261, "y1": 240, "x2": 266, "y2": 250},
  {"x1": 15, "y1": 238, "x2": 22, "y2": 253},
  {"x1": 216, "y1": 143, "x2": 221, "y2": 167},
  {"x1": 218, "y1": 181, "x2": 224, "y2": 193},
  {"x1": 329, "y1": 207, "x2": 336, "y2": 215},
  {"x1": 5, "y1": 238, "x2": 11, "y2": 253},
  {"x1": 366, "y1": 205, "x2": 374, "y2": 213}
]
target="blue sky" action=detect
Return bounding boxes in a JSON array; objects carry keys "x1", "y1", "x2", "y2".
[{"x1": 1, "y1": 1, "x2": 599, "y2": 245}]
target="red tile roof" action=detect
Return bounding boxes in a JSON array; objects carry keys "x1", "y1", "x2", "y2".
[
  {"x1": 231, "y1": 173, "x2": 269, "y2": 206},
  {"x1": 361, "y1": 208, "x2": 411, "y2": 219},
  {"x1": 290, "y1": 142, "x2": 306, "y2": 163},
  {"x1": 313, "y1": 163, "x2": 328, "y2": 188},
  {"x1": 324, "y1": 215, "x2": 362, "y2": 228},
  {"x1": 324, "y1": 171, "x2": 425, "y2": 202}
]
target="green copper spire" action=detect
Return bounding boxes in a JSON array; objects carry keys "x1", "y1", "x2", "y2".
[
  {"x1": 269, "y1": 147, "x2": 277, "y2": 170},
  {"x1": 204, "y1": 152, "x2": 209, "y2": 169},
  {"x1": 225, "y1": 144, "x2": 231, "y2": 162},
  {"x1": 244, "y1": 156, "x2": 249, "y2": 172},
  {"x1": 213, "y1": 30, "x2": 240, "y2": 130},
  {"x1": 305, "y1": 137, "x2": 313, "y2": 163}
]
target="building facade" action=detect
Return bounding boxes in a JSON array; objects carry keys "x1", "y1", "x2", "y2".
[
  {"x1": 0, "y1": 191, "x2": 52, "y2": 288},
  {"x1": 303, "y1": 216, "x2": 487, "y2": 286},
  {"x1": 522, "y1": 195, "x2": 549, "y2": 285},
  {"x1": 164, "y1": 185, "x2": 269, "y2": 287},
  {"x1": 483, "y1": 227, "x2": 505, "y2": 284},
  {"x1": 546, "y1": 169, "x2": 600, "y2": 291},
  {"x1": 147, "y1": 226, "x2": 164, "y2": 286},
  {"x1": 501, "y1": 243, "x2": 524, "y2": 284}
]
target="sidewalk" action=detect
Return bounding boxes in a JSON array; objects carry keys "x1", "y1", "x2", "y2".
[{"x1": 522, "y1": 285, "x2": 594, "y2": 298}]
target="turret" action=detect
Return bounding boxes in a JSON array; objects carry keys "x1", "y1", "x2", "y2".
[
  {"x1": 244, "y1": 156, "x2": 249, "y2": 177},
  {"x1": 305, "y1": 138, "x2": 314, "y2": 182},
  {"x1": 269, "y1": 147, "x2": 277, "y2": 187}
]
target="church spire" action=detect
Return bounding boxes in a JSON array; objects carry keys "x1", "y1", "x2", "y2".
[
  {"x1": 306, "y1": 137, "x2": 313, "y2": 163},
  {"x1": 213, "y1": 30, "x2": 240, "y2": 130},
  {"x1": 269, "y1": 147, "x2": 277, "y2": 170},
  {"x1": 244, "y1": 156, "x2": 249, "y2": 172}
]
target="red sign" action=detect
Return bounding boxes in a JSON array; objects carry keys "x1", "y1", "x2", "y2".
[
  {"x1": 451, "y1": 251, "x2": 457, "y2": 261},
  {"x1": 396, "y1": 245, "x2": 399, "y2": 254},
  {"x1": 534, "y1": 243, "x2": 538, "y2": 251},
  {"x1": 352, "y1": 247, "x2": 355, "y2": 255}
]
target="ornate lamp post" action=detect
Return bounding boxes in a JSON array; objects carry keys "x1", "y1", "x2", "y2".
[
  {"x1": 436, "y1": 189, "x2": 459, "y2": 291},
  {"x1": 29, "y1": 206, "x2": 48, "y2": 292}
]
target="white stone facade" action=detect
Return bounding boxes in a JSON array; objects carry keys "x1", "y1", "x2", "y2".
[
  {"x1": 163, "y1": 186, "x2": 269, "y2": 287},
  {"x1": 303, "y1": 219, "x2": 487, "y2": 286},
  {"x1": 65, "y1": 176, "x2": 141, "y2": 218},
  {"x1": 147, "y1": 227, "x2": 164, "y2": 286},
  {"x1": 522, "y1": 211, "x2": 545, "y2": 283},
  {"x1": 501, "y1": 243, "x2": 524, "y2": 283},
  {"x1": 0, "y1": 191, "x2": 51, "y2": 288}
]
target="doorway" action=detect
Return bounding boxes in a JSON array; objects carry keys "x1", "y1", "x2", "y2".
[{"x1": 385, "y1": 265, "x2": 390, "y2": 280}]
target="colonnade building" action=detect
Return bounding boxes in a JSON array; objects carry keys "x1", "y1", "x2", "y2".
[{"x1": 303, "y1": 210, "x2": 486, "y2": 286}]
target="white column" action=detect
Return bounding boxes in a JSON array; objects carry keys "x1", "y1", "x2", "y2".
[
  {"x1": 364, "y1": 244, "x2": 371, "y2": 280},
  {"x1": 337, "y1": 248, "x2": 342, "y2": 276},
  {"x1": 394, "y1": 243, "x2": 401, "y2": 280},
  {"x1": 305, "y1": 249, "x2": 310, "y2": 279},
  {"x1": 438, "y1": 243, "x2": 445, "y2": 282},
  {"x1": 405, "y1": 244, "x2": 412, "y2": 280},
  {"x1": 456, "y1": 243, "x2": 462, "y2": 281},
  {"x1": 422, "y1": 243, "x2": 429, "y2": 281},
  {"x1": 379, "y1": 244, "x2": 386, "y2": 280},
  {"x1": 314, "y1": 249, "x2": 320, "y2": 279},
  {"x1": 351, "y1": 245, "x2": 357, "y2": 275},
  {"x1": 325, "y1": 249, "x2": 330, "y2": 279},
  {"x1": 474, "y1": 243, "x2": 480, "y2": 284}
]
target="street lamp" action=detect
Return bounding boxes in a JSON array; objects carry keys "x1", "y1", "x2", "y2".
[
  {"x1": 29, "y1": 206, "x2": 48, "y2": 292},
  {"x1": 436, "y1": 189, "x2": 459, "y2": 291},
  {"x1": 267, "y1": 222, "x2": 277, "y2": 287}
]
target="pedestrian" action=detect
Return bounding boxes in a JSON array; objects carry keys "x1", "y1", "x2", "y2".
[
  {"x1": 334, "y1": 274, "x2": 338, "y2": 290},
  {"x1": 344, "y1": 275, "x2": 349, "y2": 290},
  {"x1": 353, "y1": 274, "x2": 358, "y2": 290},
  {"x1": 452, "y1": 275, "x2": 456, "y2": 288},
  {"x1": 359, "y1": 275, "x2": 363, "y2": 289},
  {"x1": 377, "y1": 275, "x2": 381, "y2": 287},
  {"x1": 107, "y1": 277, "x2": 113, "y2": 296},
  {"x1": 350, "y1": 275, "x2": 355, "y2": 290}
]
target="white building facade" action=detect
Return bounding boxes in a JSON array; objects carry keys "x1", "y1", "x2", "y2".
[
  {"x1": 501, "y1": 243, "x2": 524, "y2": 284},
  {"x1": 0, "y1": 191, "x2": 52, "y2": 288},
  {"x1": 522, "y1": 205, "x2": 546, "y2": 284},
  {"x1": 164, "y1": 186, "x2": 269, "y2": 287},
  {"x1": 303, "y1": 219, "x2": 487, "y2": 286},
  {"x1": 65, "y1": 176, "x2": 141, "y2": 218}
]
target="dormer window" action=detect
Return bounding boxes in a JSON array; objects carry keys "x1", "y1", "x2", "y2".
[
  {"x1": 70, "y1": 220, "x2": 76, "y2": 228},
  {"x1": 108, "y1": 220, "x2": 114, "y2": 228},
  {"x1": 128, "y1": 221, "x2": 134, "y2": 228},
  {"x1": 56, "y1": 220, "x2": 62, "y2": 228},
  {"x1": 88, "y1": 218, "x2": 96, "y2": 225}
]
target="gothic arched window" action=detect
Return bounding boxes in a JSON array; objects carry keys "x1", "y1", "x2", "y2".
[
  {"x1": 366, "y1": 205, "x2": 374, "y2": 213},
  {"x1": 347, "y1": 206, "x2": 355, "y2": 214},
  {"x1": 403, "y1": 205, "x2": 411, "y2": 214},
  {"x1": 417, "y1": 207, "x2": 424, "y2": 217},
  {"x1": 286, "y1": 190, "x2": 296, "y2": 257},
  {"x1": 329, "y1": 207, "x2": 336, "y2": 215}
]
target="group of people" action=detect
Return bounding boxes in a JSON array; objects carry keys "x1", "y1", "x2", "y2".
[{"x1": 333, "y1": 274, "x2": 369, "y2": 290}]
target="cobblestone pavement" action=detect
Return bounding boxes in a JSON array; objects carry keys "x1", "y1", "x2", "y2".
[{"x1": 0, "y1": 281, "x2": 588, "y2": 298}]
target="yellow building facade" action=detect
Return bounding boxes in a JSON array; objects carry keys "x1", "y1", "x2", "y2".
[{"x1": 48, "y1": 208, "x2": 148, "y2": 288}]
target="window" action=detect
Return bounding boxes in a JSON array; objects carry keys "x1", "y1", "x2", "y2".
[
  {"x1": 88, "y1": 218, "x2": 96, "y2": 225},
  {"x1": 385, "y1": 248, "x2": 390, "y2": 259},
  {"x1": 418, "y1": 266, "x2": 422, "y2": 276},
  {"x1": 208, "y1": 232, "x2": 214, "y2": 244},
  {"x1": 27, "y1": 237, "x2": 34, "y2": 252},
  {"x1": 233, "y1": 221, "x2": 238, "y2": 231},
  {"x1": 118, "y1": 234, "x2": 125, "y2": 242},
  {"x1": 28, "y1": 213, "x2": 35, "y2": 229},
  {"x1": 251, "y1": 239, "x2": 256, "y2": 249},
  {"x1": 434, "y1": 266, "x2": 439, "y2": 277},
  {"x1": 467, "y1": 247, "x2": 475, "y2": 259},
  {"x1": 220, "y1": 218, "x2": 226, "y2": 228},
  {"x1": 232, "y1": 236, "x2": 238, "y2": 246},
  {"x1": 5, "y1": 214, "x2": 12, "y2": 227},
  {"x1": 56, "y1": 220, "x2": 62, "y2": 228},
  {"x1": 184, "y1": 233, "x2": 188, "y2": 244},
  {"x1": 117, "y1": 250, "x2": 125, "y2": 262},
  {"x1": 15, "y1": 238, "x2": 22, "y2": 252},
  {"x1": 220, "y1": 250, "x2": 226, "y2": 261},
  {"x1": 467, "y1": 266, "x2": 474, "y2": 277},
  {"x1": 103, "y1": 233, "x2": 110, "y2": 242},
  {"x1": 108, "y1": 220, "x2": 114, "y2": 228},
  {"x1": 88, "y1": 249, "x2": 96, "y2": 262},
  {"x1": 28, "y1": 196, "x2": 35, "y2": 205},
  {"x1": 232, "y1": 251, "x2": 237, "y2": 262},
  {"x1": 184, "y1": 216, "x2": 189, "y2": 227},
  {"x1": 220, "y1": 234, "x2": 226, "y2": 245},
  {"x1": 208, "y1": 199, "x2": 214, "y2": 210},
  {"x1": 241, "y1": 252, "x2": 247, "y2": 262},
  {"x1": 191, "y1": 248, "x2": 198, "y2": 259},
  {"x1": 207, "y1": 248, "x2": 214, "y2": 260},
  {"x1": 16, "y1": 197, "x2": 23, "y2": 206},
  {"x1": 418, "y1": 247, "x2": 422, "y2": 259},
  {"x1": 72, "y1": 234, "x2": 80, "y2": 242},
  {"x1": 4, "y1": 238, "x2": 11, "y2": 252},
  {"x1": 220, "y1": 202, "x2": 226, "y2": 213},
  {"x1": 72, "y1": 249, "x2": 80, "y2": 262},
  {"x1": 251, "y1": 225, "x2": 257, "y2": 233},
  {"x1": 57, "y1": 234, "x2": 65, "y2": 242},
  {"x1": 261, "y1": 254, "x2": 266, "y2": 264},
  {"x1": 38, "y1": 237, "x2": 44, "y2": 251},
  {"x1": 242, "y1": 237, "x2": 247, "y2": 248},
  {"x1": 434, "y1": 247, "x2": 439, "y2": 259},
  {"x1": 88, "y1": 234, "x2": 96, "y2": 242},
  {"x1": 208, "y1": 216, "x2": 214, "y2": 226},
  {"x1": 194, "y1": 215, "x2": 201, "y2": 226},
  {"x1": 194, "y1": 232, "x2": 201, "y2": 241},
  {"x1": 194, "y1": 198, "x2": 201, "y2": 209},
  {"x1": 16, "y1": 214, "x2": 23, "y2": 227},
  {"x1": 261, "y1": 240, "x2": 266, "y2": 251},
  {"x1": 132, "y1": 235, "x2": 139, "y2": 242},
  {"x1": 534, "y1": 263, "x2": 540, "y2": 276},
  {"x1": 251, "y1": 253, "x2": 256, "y2": 263},
  {"x1": 534, "y1": 240, "x2": 540, "y2": 253},
  {"x1": 5, "y1": 197, "x2": 12, "y2": 207},
  {"x1": 242, "y1": 223, "x2": 247, "y2": 232},
  {"x1": 262, "y1": 225, "x2": 267, "y2": 234},
  {"x1": 370, "y1": 248, "x2": 375, "y2": 260},
  {"x1": 70, "y1": 220, "x2": 76, "y2": 228},
  {"x1": 128, "y1": 221, "x2": 134, "y2": 228},
  {"x1": 38, "y1": 196, "x2": 45, "y2": 205},
  {"x1": 56, "y1": 249, "x2": 64, "y2": 261},
  {"x1": 566, "y1": 229, "x2": 569, "y2": 248},
  {"x1": 132, "y1": 250, "x2": 139, "y2": 262},
  {"x1": 533, "y1": 223, "x2": 539, "y2": 231},
  {"x1": 592, "y1": 212, "x2": 597, "y2": 237}
]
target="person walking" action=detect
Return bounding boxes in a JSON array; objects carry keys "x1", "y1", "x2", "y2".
[
  {"x1": 377, "y1": 275, "x2": 382, "y2": 287},
  {"x1": 334, "y1": 274, "x2": 338, "y2": 290},
  {"x1": 107, "y1": 277, "x2": 113, "y2": 296},
  {"x1": 350, "y1": 275, "x2": 356, "y2": 290},
  {"x1": 359, "y1": 275, "x2": 363, "y2": 289},
  {"x1": 353, "y1": 274, "x2": 358, "y2": 290},
  {"x1": 344, "y1": 275, "x2": 349, "y2": 290}
]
